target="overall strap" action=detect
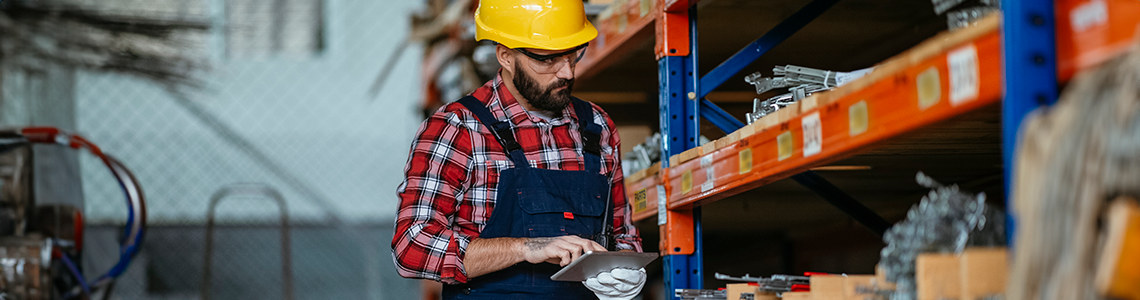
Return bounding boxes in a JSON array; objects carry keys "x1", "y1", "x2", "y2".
[
  {"x1": 571, "y1": 98, "x2": 603, "y2": 174},
  {"x1": 456, "y1": 96, "x2": 529, "y2": 167}
]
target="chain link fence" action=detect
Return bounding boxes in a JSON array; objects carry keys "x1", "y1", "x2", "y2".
[{"x1": 2, "y1": 0, "x2": 427, "y2": 298}]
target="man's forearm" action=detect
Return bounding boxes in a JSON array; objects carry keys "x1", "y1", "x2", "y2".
[
  {"x1": 464, "y1": 235, "x2": 607, "y2": 279},
  {"x1": 464, "y1": 237, "x2": 524, "y2": 279}
]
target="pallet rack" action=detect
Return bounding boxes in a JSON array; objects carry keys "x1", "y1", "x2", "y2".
[{"x1": 574, "y1": 0, "x2": 1140, "y2": 297}]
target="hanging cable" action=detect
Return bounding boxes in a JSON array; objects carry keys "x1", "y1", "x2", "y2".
[
  {"x1": 19, "y1": 127, "x2": 147, "y2": 296},
  {"x1": 54, "y1": 247, "x2": 91, "y2": 297}
]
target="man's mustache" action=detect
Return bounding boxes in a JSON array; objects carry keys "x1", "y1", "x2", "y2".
[{"x1": 549, "y1": 78, "x2": 573, "y2": 90}]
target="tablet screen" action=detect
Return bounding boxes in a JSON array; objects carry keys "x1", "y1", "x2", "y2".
[{"x1": 549, "y1": 251, "x2": 659, "y2": 281}]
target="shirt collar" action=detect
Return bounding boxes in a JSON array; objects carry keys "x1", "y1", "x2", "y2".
[{"x1": 491, "y1": 72, "x2": 579, "y2": 127}]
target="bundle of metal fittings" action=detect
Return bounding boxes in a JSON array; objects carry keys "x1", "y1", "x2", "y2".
[
  {"x1": 744, "y1": 65, "x2": 871, "y2": 124},
  {"x1": 877, "y1": 172, "x2": 1006, "y2": 300},
  {"x1": 621, "y1": 133, "x2": 661, "y2": 176},
  {"x1": 931, "y1": 0, "x2": 999, "y2": 30}
]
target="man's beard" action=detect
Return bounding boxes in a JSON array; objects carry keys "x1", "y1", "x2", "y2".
[{"x1": 512, "y1": 61, "x2": 574, "y2": 112}]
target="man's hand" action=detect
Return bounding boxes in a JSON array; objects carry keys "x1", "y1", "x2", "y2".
[
  {"x1": 583, "y1": 268, "x2": 646, "y2": 300},
  {"x1": 465, "y1": 236, "x2": 605, "y2": 279},
  {"x1": 521, "y1": 236, "x2": 607, "y2": 266}
]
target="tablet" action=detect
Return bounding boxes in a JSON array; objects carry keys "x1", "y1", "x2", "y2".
[{"x1": 549, "y1": 251, "x2": 659, "y2": 281}]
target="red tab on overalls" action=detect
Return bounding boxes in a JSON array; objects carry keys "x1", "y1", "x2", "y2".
[{"x1": 563, "y1": 212, "x2": 574, "y2": 220}]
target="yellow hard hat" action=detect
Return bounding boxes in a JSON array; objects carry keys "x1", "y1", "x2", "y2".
[{"x1": 474, "y1": 0, "x2": 598, "y2": 50}]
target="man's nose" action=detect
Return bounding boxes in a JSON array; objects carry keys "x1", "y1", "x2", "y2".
[{"x1": 554, "y1": 58, "x2": 575, "y2": 80}]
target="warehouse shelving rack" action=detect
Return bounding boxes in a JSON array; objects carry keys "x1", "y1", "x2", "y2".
[{"x1": 574, "y1": 0, "x2": 1140, "y2": 298}]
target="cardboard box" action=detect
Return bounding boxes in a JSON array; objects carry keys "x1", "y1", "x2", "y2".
[
  {"x1": 916, "y1": 253, "x2": 961, "y2": 300},
  {"x1": 780, "y1": 291, "x2": 810, "y2": 300},
  {"x1": 798, "y1": 95, "x2": 819, "y2": 113},
  {"x1": 738, "y1": 121, "x2": 756, "y2": 138},
  {"x1": 959, "y1": 247, "x2": 1008, "y2": 300},
  {"x1": 727, "y1": 283, "x2": 760, "y2": 300},
  {"x1": 811, "y1": 275, "x2": 846, "y2": 300},
  {"x1": 875, "y1": 264, "x2": 897, "y2": 291},
  {"x1": 1097, "y1": 198, "x2": 1140, "y2": 300},
  {"x1": 776, "y1": 102, "x2": 802, "y2": 123},
  {"x1": 844, "y1": 275, "x2": 875, "y2": 300},
  {"x1": 676, "y1": 147, "x2": 702, "y2": 164}
]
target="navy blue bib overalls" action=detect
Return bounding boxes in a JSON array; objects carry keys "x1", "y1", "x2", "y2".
[{"x1": 441, "y1": 96, "x2": 614, "y2": 300}]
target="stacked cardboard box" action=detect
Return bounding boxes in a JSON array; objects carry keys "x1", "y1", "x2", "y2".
[{"x1": 914, "y1": 248, "x2": 1009, "y2": 300}]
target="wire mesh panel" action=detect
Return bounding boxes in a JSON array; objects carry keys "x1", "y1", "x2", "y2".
[{"x1": 3, "y1": 0, "x2": 427, "y2": 299}]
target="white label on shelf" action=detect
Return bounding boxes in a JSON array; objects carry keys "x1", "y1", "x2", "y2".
[
  {"x1": 656, "y1": 184, "x2": 667, "y2": 225},
  {"x1": 801, "y1": 112, "x2": 822, "y2": 157},
  {"x1": 948, "y1": 45, "x2": 979, "y2": 106},
  {"x1": 700, "y1": 155, "x2": 714, "y2": 192},
  {"x1": 701, "y1": 170, "x2": 715, "y2": 192},
  {"x1": 700, "y1": 154, "x2": 714, "y2": 168},
  {"x1": 1071, "y1": 1, "x2": 1108, "y2": 33}
]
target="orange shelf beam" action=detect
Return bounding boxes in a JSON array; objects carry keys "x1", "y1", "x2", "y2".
[
  {"x1": 665, "y1": 15, "x2": 1004, "y2": 209},
  {"x1": 626, "y1": 170, "x2": 662, "y2": 222},
  {"x1": 1055, "y1": 0, "x2": 1140, "y2": 82},
  {"x1": 576, "y1": 0, "x2": 658, "y2": 81}
]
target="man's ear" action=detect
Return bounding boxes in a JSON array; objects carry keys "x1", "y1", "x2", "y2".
[{"x1": 495, "y1": 44, "x2": 514, "y2": 71}]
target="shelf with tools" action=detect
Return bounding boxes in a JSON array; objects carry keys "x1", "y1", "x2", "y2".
[
  {"x1": 589, "y1": 0, "x2": 1140, "y2": 298},
  {"x1": 660, "y1": 15, "x2": 1002, "y2": 211},
  {"x1": 622, "y1": 0, "x2": 1140, "y2": 222}
]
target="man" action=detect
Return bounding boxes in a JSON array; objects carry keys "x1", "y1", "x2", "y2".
[{"x1": 392, "y1": 0, "x2": 646, "y2": 299}]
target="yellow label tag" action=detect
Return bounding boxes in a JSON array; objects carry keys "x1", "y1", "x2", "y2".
[
  {"x1": 849, "y1": 100, "x2": 869, "y2": 136},
  {"x1": 738, "y1": 148, "x2": 753, "y2": 174},
  {"x1": 681, "y1": 170, "x2": 693, "y2": 194},
  {"x1": 617, "y1": 10, "x2": 628, "y2": 33},
  {"x1": 917, "y1": 67, "x2": 941, "y2": 110},
  {"x1": 632, "y1": 188, "x2": 648, "y2": 214},
  {"x1": 777, "y1": 132, "x2": 794, "y2": 161}
]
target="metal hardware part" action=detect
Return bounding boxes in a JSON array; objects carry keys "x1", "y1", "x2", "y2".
[
  {"x1": 676, "y1": 288, "x2": 728, "y2": 300},
  {"x1": 947, "y1": 7, "x2": 997, "y2": 30},
  {"x1": 744, "y1": 65, "x2": 868, "y2": 124},
  {"x1": 715, "y1": 273, "x2": 811, "y2": 293}
]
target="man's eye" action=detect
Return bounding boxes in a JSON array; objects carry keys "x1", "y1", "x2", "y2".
[{"x1": 539, "y1": 58, "x2": 556, "y2": 64}]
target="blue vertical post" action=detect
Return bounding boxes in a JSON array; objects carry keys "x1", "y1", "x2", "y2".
[
  {"x1": 686, "y1": 4, "x2": 703, "y2": 291},
  {"x1": 658, "y1": 4, "x2": 702, "y2": 299},
  {"x1": 1000, "y1": 0, "x2": 1057, "y2": 245},
  {"x1": 659, "y1": 55, "x2": 697, "y2": 300}
]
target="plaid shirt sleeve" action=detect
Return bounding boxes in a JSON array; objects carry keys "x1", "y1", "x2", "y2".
[
  {"x1": 392, "y1": 106, "x2": 475, "y2": 284},
  {"x1": 596, "y1": 104, "x2": 643, "y2": 252}
]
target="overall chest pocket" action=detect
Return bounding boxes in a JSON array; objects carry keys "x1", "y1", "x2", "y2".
[{"x1": 517, "y1": 188, "x2": 606, "y2": 237}]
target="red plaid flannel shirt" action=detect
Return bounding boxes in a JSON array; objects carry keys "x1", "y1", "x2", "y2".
[{"x1": 392, "y1": 74, "x2": 642, "y2": 284}]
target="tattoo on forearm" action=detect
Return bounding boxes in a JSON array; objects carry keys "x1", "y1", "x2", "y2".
[{"x1": 525, "y1": 237, "x2": 555, "y2": 251}]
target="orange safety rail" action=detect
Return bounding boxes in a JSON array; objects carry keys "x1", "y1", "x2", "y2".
[
  {"x1": 1055, "y1": 0, "x2": 1140, "y2": 82},
  {"x1": 655, "y1": 0, "x2": 690, "y2": 58},
  {"x1": 576, "y1": 0, "x2": 658, "y2": 81},
  {"x1": 664, "y1": 15, "x2": 1004, "y2": 209},
  {"x1": 662, "y1": 0, "x2": 692, "y2": 12}
]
